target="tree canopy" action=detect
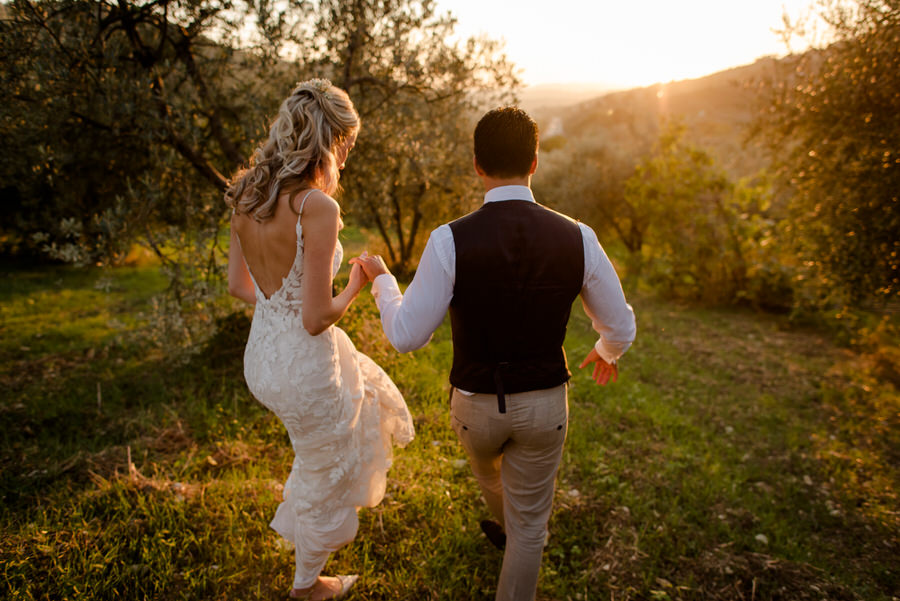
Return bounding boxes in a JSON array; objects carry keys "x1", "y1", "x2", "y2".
[
  {"x1": 309, "y1": 0, "x2": 518, "y2": 274},
  {"x1": 1, "y1": 0, "x2": 282, "y2": 264},
  {"x1": 754, "y1": 0, "x2": 900, "y2": 305},
  {"x1": 0, "y1": 0, "x2": 516, "y2": 263},
  {"x1": 0, "y1": 0, "x2": 517, "y2": 342}
]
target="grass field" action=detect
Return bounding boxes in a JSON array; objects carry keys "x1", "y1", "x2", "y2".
[{"x1": 1, "y1": 248, "x2": 898, "y2": 600}]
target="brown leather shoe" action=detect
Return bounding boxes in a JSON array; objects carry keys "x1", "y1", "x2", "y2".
[{"x1": 480, "y1": 520, "x2": 506, "y2": 550}]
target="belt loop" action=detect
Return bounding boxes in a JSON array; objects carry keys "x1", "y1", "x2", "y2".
[{"x1": 494, "y1": 364, "x2": 507, "y2": 414}]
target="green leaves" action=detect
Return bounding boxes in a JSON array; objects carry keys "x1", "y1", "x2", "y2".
[
  {"x1": 755, "y1": 0, "x2": 900, "y2": 306},
  {"x1": 621, "y1": 122, "x2": 756, "y2": 304},
  {"x1": 309, "y1": 0, "x2": 518, "y2": 274}
]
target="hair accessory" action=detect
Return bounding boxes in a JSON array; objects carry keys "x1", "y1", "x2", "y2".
[{"x1": 300, "y1": 78, "x2": 333, "y2": 100}]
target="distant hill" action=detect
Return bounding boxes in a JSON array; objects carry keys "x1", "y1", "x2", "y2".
[
  {"x1": 534, "y1": 58, "x2": 783, "y2": 179},
  {"x1": 518, "y1": 82, "x2": 618, "y2": 113}
]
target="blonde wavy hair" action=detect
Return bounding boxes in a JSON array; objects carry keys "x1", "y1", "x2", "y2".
[{"x1": 225, "y1": 79, "x2": 360, "y2": 221}]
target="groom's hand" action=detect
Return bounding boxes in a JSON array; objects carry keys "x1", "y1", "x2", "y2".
[
  {"x1": 352, "y1": 253, "x2": 391, "y2": 281},
  {"x1": 579, "y1": 347, "x2": 618, "y2": 386}
]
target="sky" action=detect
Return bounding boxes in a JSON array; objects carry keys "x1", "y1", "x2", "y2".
[{"x1": 435, "y1": 0, "x2": 820, "y2": 89}]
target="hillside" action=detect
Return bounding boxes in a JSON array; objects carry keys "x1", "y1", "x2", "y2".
[
  {"x1": 3, "y1": 258, "x2": 897, "y2": 599},
  {"x1": 536, "y1": 58, "x2": 782, "y2": 179},
  {"x1": 518, "y1": 82, "x2": 618, "y2": 113}
]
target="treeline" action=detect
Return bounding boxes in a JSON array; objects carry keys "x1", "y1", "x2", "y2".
[
  {"x1": 536, "y1": 0, "x2": 898, "y2": 316},
  {"x1": 1, "y1": 0, "x2": 897, "y2": 334},
  {"x1": 0, "y1": 0, "x2": 517, "y2": 284}
]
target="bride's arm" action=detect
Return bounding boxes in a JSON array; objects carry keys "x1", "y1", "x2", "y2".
[
  {"x1": 301, "y1": 192, "x2": 368, "y2": 335},
  {"x1": 227, "y1": 224, "x2": 257, "y2": 305}
]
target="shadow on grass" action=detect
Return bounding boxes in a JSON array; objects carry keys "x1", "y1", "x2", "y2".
[{"x1": 1, "y1": 311, "x2": 262, "y2": 509}]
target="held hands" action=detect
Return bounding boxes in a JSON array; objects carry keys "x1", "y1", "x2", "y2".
[
  {"x1": 579, "y1": 347, "x2": 618, "y2": 386},
  {"x1": 350, "y1": 252, "x2": 391, "y2": 282},
  {"x1": 347, "y1": 259, "x2": 369, "y2": 295}
]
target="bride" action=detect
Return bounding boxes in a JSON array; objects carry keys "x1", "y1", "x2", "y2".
[{"x1": 225, "y1": 79, "x2": 414, "y2": 600}]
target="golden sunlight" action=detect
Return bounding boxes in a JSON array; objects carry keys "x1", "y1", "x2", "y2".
[{"x1": 438, "y1": 0, "x2": 819, "y2": 88}]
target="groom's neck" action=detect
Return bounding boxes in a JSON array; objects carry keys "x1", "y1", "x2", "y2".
[
  {"x1": 474, "y1": 155, "x2": 537, "y2": 192},
  {"x1": 479, "y1": 174, "x2": 532, "y2": 191}
]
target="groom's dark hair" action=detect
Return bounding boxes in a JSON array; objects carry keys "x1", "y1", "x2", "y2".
[{"x1": 473, "y1": 107, "x2": 538, "y2": 178}]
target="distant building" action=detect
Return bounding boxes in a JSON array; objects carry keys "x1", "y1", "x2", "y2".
[{"x1": 545, "y1": 117, "x2": 564, "y2": 138}]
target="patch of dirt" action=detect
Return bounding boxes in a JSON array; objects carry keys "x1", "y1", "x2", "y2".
[
  {"x1": 582, "y1": 504, "x2": 649, "y2": 596},
  {"x1": 1, "y1": 351, "x2": 89, "y2": 393},
  {"x1": 678, "y1": 546, "x2": 860, "y2": 601},
  {"x1": 663, "y1": 310, "x2": 846, "y2": 400}
]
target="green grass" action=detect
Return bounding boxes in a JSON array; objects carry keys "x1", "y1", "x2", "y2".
[{"x1": 1, "y1": 258, "x2": 897, "y2": 600}]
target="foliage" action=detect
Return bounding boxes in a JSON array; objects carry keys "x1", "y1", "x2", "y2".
[
  {"x1": 753, "y1": 0, "x2": 900, "y2": 306},
  {"x1": 0, "y1": 0, "x2": 283, "y2": 265},
  {"x1": 308, "y1": 0, "x2": 519, "y2": 274},
  {"x1": 537, "y1": 119, "x2": 789, "y2": 308},
  {"x1": 0, "y1": 0, "x2": 517, "y2": 341},
  {"x1": 345, "y1": 99, "x2": 480, "y2": 277},
  {"x1": 543, "y1": 121, "x2": 779, "y2": 307},
  {"x1": 533, "y1": 129, "x2": 647, "y2": 255},
  {"x1": 621, "y1": 123, "x2": 744, "y2": 302},
  {"x1": 728, "y1": 175, "x2": 797, "y2": 311}
]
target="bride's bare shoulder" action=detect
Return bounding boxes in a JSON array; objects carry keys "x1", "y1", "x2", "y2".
[
  {"x1": 293, "y1": 189, "x2": 339, "y2": 222},
  {"x1": 230, "y1": 208, "x2": 252, "y2": 234}
]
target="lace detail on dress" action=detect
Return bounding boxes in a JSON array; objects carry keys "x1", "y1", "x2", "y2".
[{"x1": 239, "y1": 191, "x2": 414, "y2": 585}]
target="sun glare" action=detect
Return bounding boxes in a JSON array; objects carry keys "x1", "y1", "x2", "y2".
[{"x1": 438, "y1": 0, "x2": 819, "y2": 88}]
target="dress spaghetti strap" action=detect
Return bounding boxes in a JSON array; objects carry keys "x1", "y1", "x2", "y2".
[{"x1": 297, "y1": 189, "x2": 317, "y2": 216}]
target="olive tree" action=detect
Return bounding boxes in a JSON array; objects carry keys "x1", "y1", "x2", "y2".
[
  {"x1": 754, "y1": 0, "x2": 900, "y2": 306},
  {"x1": 0, "y1": 0, "x2": 291, "y2": 263},
  {"x1": 305, "y1": 0, "x2": 518, "y2": 274},
  {"x1": 1, "y1": 0, "x2": 517, "y2": 342},
  {"x1": 620, "y1": 123, "x2": 758, "y2": 303}
]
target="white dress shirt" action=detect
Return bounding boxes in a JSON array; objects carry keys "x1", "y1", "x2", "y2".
[{"x1": 371, "y1": 185, "x2": 636, "y2": 365}]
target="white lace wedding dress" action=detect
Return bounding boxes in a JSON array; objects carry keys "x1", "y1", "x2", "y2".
[{"x1": 240, "y1": 195, "x2": 414, "y2": 588}]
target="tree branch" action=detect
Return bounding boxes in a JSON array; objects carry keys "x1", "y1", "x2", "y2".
[
  {"x1": 403, "y1": 183, "x2": 425, "y2": 262},
  {"x1": 363, "y1": 194, "x2": 396, "y2": 264},
  {"x1": 173, "y1": 31, "x2": 247, "y2": 166},
  {"x1": 167, "y1": 128, "x2": 229, "y2": 190}
]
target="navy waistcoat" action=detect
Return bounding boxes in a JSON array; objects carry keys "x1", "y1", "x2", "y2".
[{"x1": 448, "y1": 199, "x2": 584, "y2": 410}]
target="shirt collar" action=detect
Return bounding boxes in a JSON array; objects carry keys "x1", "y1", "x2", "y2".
[{"x1": 483, "y1": 185, "x2": 535, "y2": 205}]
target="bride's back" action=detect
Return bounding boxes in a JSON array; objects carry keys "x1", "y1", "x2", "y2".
[
  {"x1": 233, "y1": 193, "x2": 305, "y2": 298},
  {"x1": 226, "y1": 80, "x2": 358, "y2": 303}
]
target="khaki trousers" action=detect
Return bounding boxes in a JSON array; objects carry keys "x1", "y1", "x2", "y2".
[{"x1": 450, "y1": 384, "x2": 568, "y2": 601}]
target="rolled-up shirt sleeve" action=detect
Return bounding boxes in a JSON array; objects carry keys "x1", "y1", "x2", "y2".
[
  {"x1": 579, "y1": 223, "x2": 636, "y2": 363},
  {"x1": 371, "y1": 226, "x2": 454, "y2": 353}
]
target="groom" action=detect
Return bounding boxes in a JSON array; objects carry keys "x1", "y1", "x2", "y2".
[{"x1": 356, "y1": 107, "x2": 636, "y2": 601}]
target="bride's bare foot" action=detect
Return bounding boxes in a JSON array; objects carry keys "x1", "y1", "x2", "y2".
[{"x1": 289, "y1": 575, "x2": 358, "y2": 600}]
